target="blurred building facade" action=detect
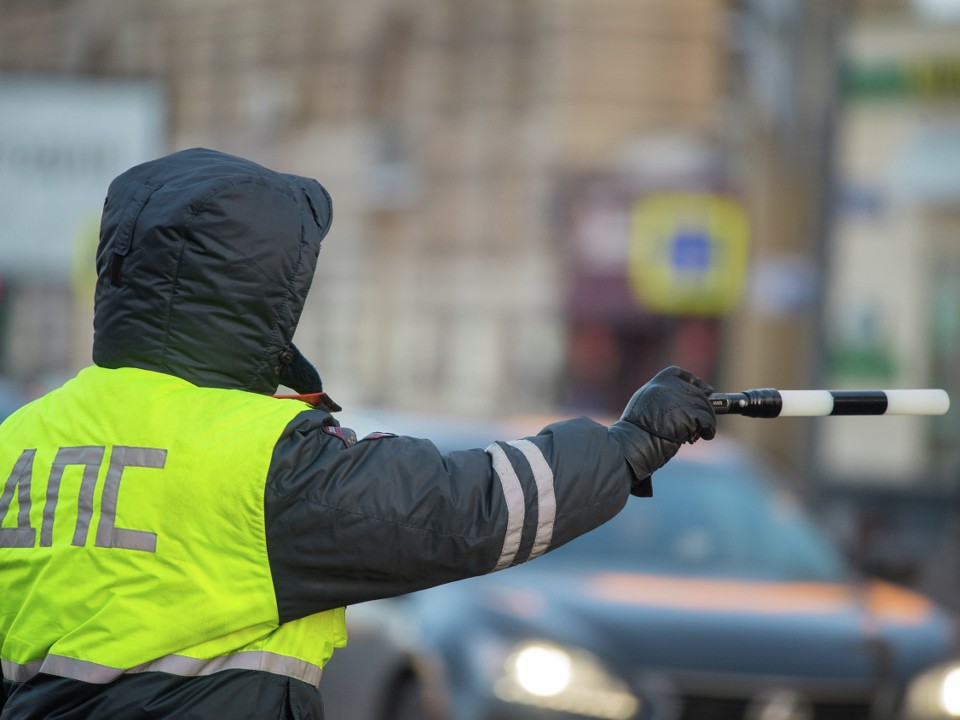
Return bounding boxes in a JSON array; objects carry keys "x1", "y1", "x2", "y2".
[
  {"x1": 0, "y1": 0, "x2": 844, "y2": 457},
  {"x1": 0, "y1": 0, "x2": 734, "y2": 418}
]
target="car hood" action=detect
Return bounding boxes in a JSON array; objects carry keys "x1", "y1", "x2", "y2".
[{"x1": 430, "y1": 567, "x2": 954, "y2": 684}]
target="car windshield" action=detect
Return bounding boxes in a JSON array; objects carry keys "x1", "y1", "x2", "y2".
[{"x1": 536, "y1": 459, "x2": 850, "y2": 583}]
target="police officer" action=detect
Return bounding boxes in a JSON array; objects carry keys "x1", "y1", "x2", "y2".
[{"x1": 0, "y1": 148, "x2": 716, "y2": 719}]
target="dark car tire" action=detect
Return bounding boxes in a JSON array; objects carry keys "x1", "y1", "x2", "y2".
[{"x1": 386, "y1": 675, "x2": 430, "y2": 720}]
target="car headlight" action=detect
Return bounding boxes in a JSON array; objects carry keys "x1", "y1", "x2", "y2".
[
  {"x1": 491, "y1": 640, "x2": 639, "y2": 720},
  {"x1": 903, "y1": 661, "x2": 960, "y2": 719}
]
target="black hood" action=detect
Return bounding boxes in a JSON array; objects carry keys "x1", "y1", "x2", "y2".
[{"x1": 92, "y1": 148, "x2": 332, "y2": 395}]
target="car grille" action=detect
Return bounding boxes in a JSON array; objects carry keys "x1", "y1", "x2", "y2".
[{"x1": 677, "y1": 694, "x2": 872, "y2": 720}]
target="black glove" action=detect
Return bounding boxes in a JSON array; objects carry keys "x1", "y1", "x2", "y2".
[{"x1": 608, "y1": 366, "x2": 717, "y2": 496}]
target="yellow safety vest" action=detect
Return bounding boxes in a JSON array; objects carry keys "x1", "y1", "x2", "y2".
[{"x1": 0, "y1": 366, "x2": 346, "y2": 686}]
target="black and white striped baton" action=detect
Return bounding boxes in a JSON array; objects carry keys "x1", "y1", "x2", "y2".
[{"x1": 709, "y1": 389, "x2": 950, "y2": 418}]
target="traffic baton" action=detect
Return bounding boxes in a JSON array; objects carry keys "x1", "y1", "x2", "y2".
[{"x1": 709, "y1": 389, "x2": 950, "y2": 418}]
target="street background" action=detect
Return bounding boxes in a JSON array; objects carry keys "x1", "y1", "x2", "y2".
[{"x1": 1, "y1": 0, "x2": 959, "y2": 613}]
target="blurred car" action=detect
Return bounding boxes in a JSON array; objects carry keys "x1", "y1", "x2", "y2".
[
  {"x1": 0, "y1": 377, "x2": 26, "y2": 423},
  {"x1": 320, "y1": 416, "x2": 957, "y2": 720},
  {"x1": 901, "y1": 659, "x2": 960, "y2": 720}
]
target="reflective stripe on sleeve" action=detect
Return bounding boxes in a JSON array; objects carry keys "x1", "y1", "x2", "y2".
[
  {"x1": 506, "y1": 439, "x2": 556, "y2": 561},
  {"x1": 2, "y1": 650, "x2": 323, "y2": 687},
  {"x1": 485, "y1": 442, "x2": 525, "y2": 571}
]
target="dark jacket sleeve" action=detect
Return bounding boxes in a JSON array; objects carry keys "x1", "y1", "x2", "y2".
[{"x1": 264, "y1": 411, "x2": 633, "y2": 623}]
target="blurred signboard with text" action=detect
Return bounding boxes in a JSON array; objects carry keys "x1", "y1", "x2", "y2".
[{"x1": 0, "y1": 78, "x2": 164, "y2": 281}]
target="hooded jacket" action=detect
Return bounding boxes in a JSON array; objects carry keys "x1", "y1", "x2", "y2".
[{"x1": 0, "y1": 148, "x2": 640, "y2": 719}]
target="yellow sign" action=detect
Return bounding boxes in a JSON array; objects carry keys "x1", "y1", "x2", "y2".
[
  {"x1": 629, "y1": 192, "x2": 749, "y2": 316},
  {"x1": 71, "y1": 213, "x2": 101, "y2": 309}
]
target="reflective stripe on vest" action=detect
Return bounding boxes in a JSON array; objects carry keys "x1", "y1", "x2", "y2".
[
  {"x1": 3, "y1": 649, "x2": 322, "y2": 686},
  {"x1": 0, "y1": 366, "x2": 346, "y2": 686}
]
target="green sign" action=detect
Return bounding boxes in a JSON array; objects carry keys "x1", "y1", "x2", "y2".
[{"x1": 844, "y1": 57, "x2": 960, "y2": 100}]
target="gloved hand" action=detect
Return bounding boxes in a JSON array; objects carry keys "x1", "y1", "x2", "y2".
[{"x1": 608, "y1": 366, "x2": 717, "y2": 496}]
